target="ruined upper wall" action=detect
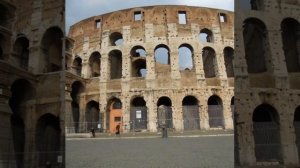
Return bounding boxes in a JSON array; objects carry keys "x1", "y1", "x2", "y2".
[{"x1": 68, "y1": 5, "x2": 233, "y2": 54}]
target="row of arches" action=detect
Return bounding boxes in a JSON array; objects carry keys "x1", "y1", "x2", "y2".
[
  {"x1": 108, "y1": 28, "x2": 215, "y2": 47},
  {"x1": 0, "y1": 27, "x2": 63, "y2": 73},
  {"x1": 70, "y1": 81, "x2": 234, "y2": 132},
  {"x1": 8, "y1": 79, "x2": 61, "y2": 167},
  {"x1": 71, "y1": 45, "x2": 234, "y2": 79},
  {"x1": 243, "y1": 17, "x2": 300, "y2": 74}
]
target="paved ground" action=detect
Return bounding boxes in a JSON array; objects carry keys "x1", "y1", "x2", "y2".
[{"x1": 66, "y1": 135, "x2": 233, "y2": 168}]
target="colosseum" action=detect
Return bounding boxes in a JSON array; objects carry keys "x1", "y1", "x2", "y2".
[
  {"x1": 0, "y1": 0, "x2": 65, "y2": 168},
  {"x1": 65, "y1": 5, "x2": 234, "y2": 135},
  {"x1": 234, "y1": 0, "x2": 300, "y2": 167}
]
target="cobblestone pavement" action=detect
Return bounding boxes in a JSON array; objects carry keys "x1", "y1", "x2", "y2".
[{"x1": 66, "y1": 136, "x2": 233, "y2": 168}]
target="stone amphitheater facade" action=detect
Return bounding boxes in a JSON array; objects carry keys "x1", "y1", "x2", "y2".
[
  {"x1": 65, "y1": 5, "x2": 234, "y2": 134},
  {"x1": 0, "y1": 0, "x2": 65, "y2": 167},
  {"x1": 234, "y1": 0, "x2": 300, "y2": 167}
]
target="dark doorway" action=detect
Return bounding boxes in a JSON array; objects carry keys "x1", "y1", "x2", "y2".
[{"x1": 182, "y1": 96, "x2": 200, "y2": 130}]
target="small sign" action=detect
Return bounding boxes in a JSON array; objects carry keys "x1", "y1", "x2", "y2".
[
  {"x1": 97, "y1": 124, "x2": 101, "y2": 129},
  {"x1": 57, "y1": 155, "x2": 63, "y2": 163},
  {"x1": 136, "y1": 110, "x2": 142, "y2": 119}
]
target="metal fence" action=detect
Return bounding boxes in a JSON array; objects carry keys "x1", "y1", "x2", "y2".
[
  {"x1": 183, "y1": 105, "x2": 200, "y2": 130},
  {"x1": 252, "y1": 122, "x2": 282, "y2": 162},
  {"x1": 208, "y1": 105, "x2": 224, "y2": 128}
]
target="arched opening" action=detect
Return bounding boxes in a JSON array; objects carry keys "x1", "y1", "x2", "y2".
[
  {"x1": 281, "y1": 18, "x2": 300, "y2": 72},
  {"x1": 109, "y1": 32, "x2": 123, "y2": 46},
  {"x1": 109, "y1": 50, "x2": 122, "y2": 79},
  {"x1": 199, "y1": 28, "x2": 213, "y2": 43},
  {"x1": 130, "y1": 97, "x2": 147, "y2": 131},
  {"x1": 36, "y1": 114, "x2": 61, "y2": 167},
  {"x1": 208, "y1": 95, "x2": 224, "y2": 128},
  {"x1": 157, "y1": 97, "x2": 173, "y2": 129},
  {"x1": 252, "y1": 104, "x2": 282, "y2": 162},
  {"x1": 224, "y1": 47, "x2": 234, "y2": 77},
  {"x1": 70, "y1": 81, "x2": 84, "y2": 133},
  {"x1": 89, "y1": 52, "x2": 101, "y2": 77},
  {"x1": 13, "y1": 35, "x2": 29, "y2": 70},
  {"x1": 231, "y1": 96, "x2": 234, "y2": 119},
  {"x1": 132, "y1": 59, "x2": 146, "y2": 77},
  {"x1": 293, "y1": 106, "x2": 300, "y2": 163},
  {"x1": 131, "y1": 46, "x2": 146, "y2": 57},
  {"x1": 243, "y1": 18, "x2": 269, "y2": 73},
  {"x1": 9, "y1": 79, "x2": 35, "y2": 168},
  {"x1": 41, "y1": 27, "x2": 63, "y2": 72},
  {"x1": 178, "y1": 44, "x2": 194, "y2": 71},
  {"x1": 72, "y1": 57, "x2": 82, "y2": 76},
  {"x1": 202, "y1": 47, "x2": 216, "y2": 78},
  {"x1": 85, "y1": 101, "x2": 100, "y2": 132},
  {"x1": 106, "y1": 98, "x2": 123, "y2": 133},
  {"x1": 154, "y1": 44, "x2": 170, "y2": 65},
  {"x1": 182, "y1": 96, "x2": 200, "y2": 130}
]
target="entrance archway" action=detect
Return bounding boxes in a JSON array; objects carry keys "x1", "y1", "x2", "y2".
[
  {"x1": 252, "y1": 104, "x2": 282, "y2": 162},
  {"x1": 130, "y1": 97, "x2": 147, "y2": 131},
  {"x1": 208, "y1": 95, "x2": 224, "y2": 128},
  {"x1": 9, "y1": 79, "x2": 35, "y2": 168},
  {"x1": 70, "y1": 81, "x2": 84, "y2": 133},
  {"x1": 85, "y1": 101, "x2": 100, "y2": 131},
  {"x1": 107, "y1": 98, "x2": 122, "y2": 133},
  {"x1": 157, "y1": 97, "x2": 173, "y2": 129},
  {"x1": 36, "y1": 113, "x2": 61, "y2": 167},
  {"x1": 182, "y1": 96, "x2": 200, "y2": 130}
]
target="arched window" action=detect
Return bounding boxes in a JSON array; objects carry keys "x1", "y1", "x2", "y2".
[
  {"x1": 89, "y1": 52, "x2": 101, "y2": 77},
  {"x1": 154, "y1": 44, "x2": 170, "y2": 65},
  {"x1": 13, "y1": 35, "x2": 29, "y2": 70},
  {"x1": 179, "y1": 44, "x2": 194, "y2": 71},
  {"x1": 281, "y1": 18, "x2": 300, "y2": 72},
  {"x1": 199, "y1": 28, "x2": 213, "y2": 43},
  {"x1": 132, "y1": 59, "x2": 146, "y2": 77},
  {"x1": 109, "y1": 50, "x2": 122, "y2": 79},
  {"x1": 72, "y1": 57, "x2": 82, "y2": 76},
  {"x1": 131, "y1": 46, "x2": 146, "y2": 57},
  {"x1": 243, "y1": 18, "x2": 269, "y2": 73},
  {"x1": 41, "y1": 27, "x2": 63, "y2": 72},
  {"x1": 109, "y1": 32, "x2": 123, "y2": 46},
  {"x1": 224, "y1": 47, "x2": 234, "y2": 77},
  {"x1": 202, "y1": 47, "x2": 216, "y2": 78}
]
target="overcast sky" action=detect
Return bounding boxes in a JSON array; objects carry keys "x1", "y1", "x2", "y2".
[{"x1": 66, "y1": 0, "x2": 234, "y2": 32}]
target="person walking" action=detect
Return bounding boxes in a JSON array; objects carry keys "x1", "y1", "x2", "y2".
[
  {"x1": 115, "y1": 124, "x2": 120, "y2": 136},
  {"x1": 91, "y1": 128, "x2": 95, "y2": 138}
]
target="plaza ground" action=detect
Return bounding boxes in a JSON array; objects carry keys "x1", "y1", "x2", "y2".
[{"x1": 66, "y1": 132, "x2": 233, "y2": 168}]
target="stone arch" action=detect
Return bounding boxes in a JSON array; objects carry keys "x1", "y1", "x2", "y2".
[
  {"x1": 224, "y1": 47, "x2": 234, "y2": 77},
  {"x1": 202, "y1": 47, "x2": 216, "y2": 78},
  {"x1": 13, "y1": 34, "x2": 29, "y2": 70},
  {"x1": 199, "y1": 28, "x2": 213, "y2": 42},
  {"x1": 178, "y1": 43, "x2": 194, "y2": 70},
  {"x1": 132, "y1": 59, "x2": 146, "y2": 77},
  {"x1": 208, "y1": 95, "x2": 224, "y2": 128},
  {"x1": 131, "y1": 45, "x2": 146, "y2": 57},
  {"x1": 89, "y1": 52, "x2": 101, "y2": 77},
  {"x1": 154, "y1": 44, "x2": 170, "y2": 65},
  {"x1": 106, "y1": 97, "x2": 122, "y2": 133},
  {"x1": 36, "y1": 113, "x2": 61, "y2": 167},
  {"x1": 130, "y1": 96, "x2": 147, "y2": 130},
  {"x1": 109, "y1": 32, "x2": 123, "y2": 46},
  {"x1": 41, "y1": 26, "x2": 63, "y2": 73},
  {"x1": 70, "y1": 81, "x2": 85, "y2": 133},
  {"x1": 157, "y1": 96, "x2": 173, "y2": 129},
  {"x1": 243, "y1": 18, "x2": 269, "y2": 73},
  {"x1": 252, "y1": 104, "x2": 282, "y2": 162},
  {"x1": 294, "y1": 106, "x2": 300, "y2": 163},
  {"x1": 182, "y1": 96, "x2": 200, "y2": 130},
  {"x1": 85, "y1": 101, "x2": 100, "y2": 131},
  {"x1": 72, "y1": 56, "x2": 82, "y2": 76},
  {"x1": 108, "y1": 50, "x2": 122, "y2": 79},
  {"x1": 9, "y1": 79, "x2": 35, "y2": 168},
  {"x1": 281, "y1": 18, "x2": 300, "y2": 72}
]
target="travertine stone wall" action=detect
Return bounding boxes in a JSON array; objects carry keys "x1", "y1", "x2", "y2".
[
  {"x1": 235, "y1": 0, "x2": 300, "y2": 167},
  {"x1": 66, "y1": 5, "x2": 234, "y2": 133}
]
